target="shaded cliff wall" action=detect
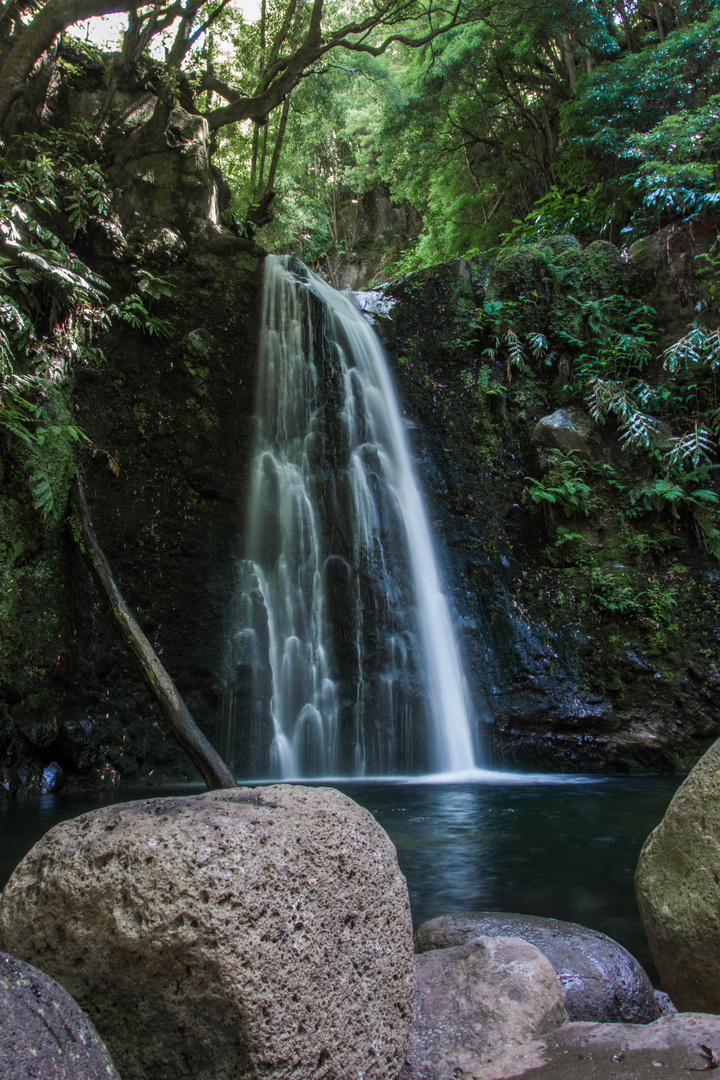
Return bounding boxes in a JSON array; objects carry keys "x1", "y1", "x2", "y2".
[
  {"x1": 377, "y1": 229, "x2": 720, "y2": 773},
  {"x1": 318, "y1": 187, "x2": 422, "y2": 290},
  {"x1": 0, "y1": 57, "x2": 264, "y2": 793}
]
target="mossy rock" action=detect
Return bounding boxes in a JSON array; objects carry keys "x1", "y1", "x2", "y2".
[
  {"x1": 584, "y1": 240, "x2": 624, "y2": 298},
  {"x1": 487, "y1": 236, "x2": 588, "y2": 342},
  {"x1": 540, "y1": 234, "x2": 582, "y2": 257},
  {"x1": 636, "y1": 735, "x2": 720, "y2": 1011},
  {"x1": 488, "y1": 245, "x2": 544, "y2": 301}
]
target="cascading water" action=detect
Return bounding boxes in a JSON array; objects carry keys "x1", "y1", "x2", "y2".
[{"x1": 223, "y1": 255, "x2": 477, "y2": 779}]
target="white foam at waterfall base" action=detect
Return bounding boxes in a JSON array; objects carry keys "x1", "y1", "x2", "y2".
[{"x1": 232, "y1": 255, "x2": 479, "y2": 779}]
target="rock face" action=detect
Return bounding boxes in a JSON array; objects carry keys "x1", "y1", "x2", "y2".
[
  {"x1": 467, "y1": 1014, "x2": 720, "y2": 1080},
  {"x1": 381, "y1": 241, "x2": 720, "y2": 775},
  {"x1": 414, "y1": 912, "x2": 659, "y2": 1024},
  {"x1": 400, "y1": 936, "x2": 567, "y2": 1080},
  {"x1": 635, "y1": 735, "x2": 720, "y2": 1011},
  {"x1": 320, "y1": 187, "x2": 423, "y2": 290},
  {"x1": 0, "y1": 951, "x2": 121, "y2": 1080},
  {"x1": 628, "y1": 221, "x2": 720, "y2": 344},
  {"x1": 0, "y1": 786, "x2": 415, "y2": 1080},
  {"x1": 531, "y1": 408, "x2": 595, "y2": 462}
]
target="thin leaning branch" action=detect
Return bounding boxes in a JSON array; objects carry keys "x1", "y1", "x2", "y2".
[{"x1": 71, "y1": 473, "x2": 237, "y2": 791}]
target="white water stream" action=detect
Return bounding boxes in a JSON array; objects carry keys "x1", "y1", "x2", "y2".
[{"x1": 227, "y1": 255, "x2": 477, "y2": 778}]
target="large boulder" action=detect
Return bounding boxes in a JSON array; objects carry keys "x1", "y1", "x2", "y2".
[
  {"x1": 400, "y1": 936, "x2": 567, "y2": 1080},
  {"x1": 414, "y1": 911, "x2": 659, "y2": 1024},
  {"x1": 531, "y1": 408, "x2": 594, "y2": 463},
  {"x1": 0, "y1": 786, "x2": 415, "y2": 1080},
  {"x1": 635, "y1": 736, "x2": 720, "y2": 1011},
  {"x1": 0, "y1": 950, "x2": 121, "y2": 1079},
  {"x1": 467, "y1": 1014, "x2": 720, "y2": 1079},
  {"x1": 628, "y1": 221, "x2": 720, "y2": 344}
]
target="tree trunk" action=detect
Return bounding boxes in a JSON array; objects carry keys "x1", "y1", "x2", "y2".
[
  {"x1": 265, "y1": 92, "x2": 294, "y2": 194},
  {"x1": 0, "y1": 0, "x2": 137, "y2": 128},
  {"x1": 560, "y1": 31, "x2": 577, "y2": 88},
  {"x1": 652, "y1": 1, "x2": 666, "y2": 40},
  {"x1": 71, "y1": 474, "x2": 237, "y2": 791}
]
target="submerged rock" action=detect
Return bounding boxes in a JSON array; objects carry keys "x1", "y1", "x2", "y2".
[
  {"x1": 636, "y1": 735, "x2": 720, "y2": 1011},
  {"x1": 0, "y1": 951, "x2": 121, "y2": 1080},
  {"x1": 414, "y1": 911, "x2": 659, "y2": 1024},
  {"x1": 0, "y1": 786, "x2": 415, "y2": 1080},
  {"x1": 400, "y1": 936, "x2": 567, "y2": 1080}
]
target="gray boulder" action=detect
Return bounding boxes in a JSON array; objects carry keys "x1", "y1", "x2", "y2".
[
  {"x1": 531, "y1": 408, "x2": 594, "y2": 462},
  {"x1": 468, "y1": 1013, "x2": 720, "y2": 1080},
  {"x1": 400, "y1": 936, "x2": 567, "y2": 1080},
  {"x1": 414, "y1": 912, "x2": 659, "y2": 1023},
  {"x1": 628, "y1": 222, "x2": 719, "y2": 345},
  {"x1": 0, "y1": 950, "x2": 121, "y2": 1080},
  {"x1": 636, "y1": 735, "x2": 720, "y2": 1011},
  {"x1": 0, "y1": 785, "x2": 415, "y2": 1080}
]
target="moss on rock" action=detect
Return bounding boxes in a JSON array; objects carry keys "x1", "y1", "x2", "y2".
[{"x1": 381, "y1": 235, "x2": 720, "y2": 774}]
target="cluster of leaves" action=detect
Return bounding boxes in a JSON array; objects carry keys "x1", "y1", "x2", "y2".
[
  {"x1": 0, "y1": 123, "x2": 172, "y2": 515},
  {"x1": 454, "y1": 297, "x2": 551, "y2": 386},
  {"x1": 526, "y1": 450, "x2": 595, "y2": 519},
  {"x1": 506, "y1": 8, "x2": 720, "y2": 246},
  {"x1": 528, "y1": 443, "x2": 720, "y2": 565},
  {"x1": 569, "y1": 297, "x2": 720, "y2": 553}
]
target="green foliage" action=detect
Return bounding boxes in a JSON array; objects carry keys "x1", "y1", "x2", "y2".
[
  {"x1": 525, "y1": 450, "x2": 595, "y2": 518},
  {"x1": 0, "y1": 125, "x2": 173, "y2": 514},
  {"x1": 111, "y1": 295, "x2": 172, "y2": 338}
]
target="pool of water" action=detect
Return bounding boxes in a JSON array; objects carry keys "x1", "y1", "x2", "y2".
[{"x1": 0, "y1": 773, "x2": 681, "y2": 984}]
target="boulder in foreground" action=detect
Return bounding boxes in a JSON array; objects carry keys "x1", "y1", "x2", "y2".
[
  {"x1": 0, "y1": 786, "x2": 415, "y2": 1080},
  {"x1": 470, "y1": 1013, "x2": 720, "y2": 1079},
  {"x1": 636, "y1": 736, "x2": 720, "y2": 1011},
  {"x1": 400, "y1": 936, "x2": 567, "y2": 1080},
  {"x1": 414, "y1": 911, "x2": 659, "y2": 1023},
  {"x1": 0, "y1": 950, "x2": 121, "y2": 1080}
]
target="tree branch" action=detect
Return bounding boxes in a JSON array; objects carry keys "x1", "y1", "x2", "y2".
[
  {"x1": 0, "y1": 0, "x2": 169, "y2": 128},
  {"x1": 71, "y1": 473, "x2": 237, "y2": 791}
]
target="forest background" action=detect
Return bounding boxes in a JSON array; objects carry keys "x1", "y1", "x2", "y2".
[
  {"x1": 2, "y1": 0, "x2": 719, "y2": 523},
  {"x1": 1, "y1": 0, "x2": 720, "y2": 785}
]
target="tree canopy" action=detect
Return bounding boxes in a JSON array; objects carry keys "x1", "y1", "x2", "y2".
[{"x1": 224, "y1": 0, "x2": 720, "y2": 265}]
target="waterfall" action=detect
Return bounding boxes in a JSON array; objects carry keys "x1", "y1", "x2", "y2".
[{"x1": 224, "y1": 255, "x2": 477, "y2": 779}]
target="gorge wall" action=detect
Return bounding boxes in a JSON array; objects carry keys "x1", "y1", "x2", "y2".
[
  {"x1": 1, "y1": 52, "x2": 718, "y2": 790},
  {"x1": 375, "y1": 232, "x2": 720, "y2": 773}
]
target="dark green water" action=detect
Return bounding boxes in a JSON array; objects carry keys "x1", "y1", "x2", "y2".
[{"x1": 0, "y1": 774, "x2": 681, "y2": 983}]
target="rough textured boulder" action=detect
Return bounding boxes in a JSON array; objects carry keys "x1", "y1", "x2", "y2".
[
  {"x1": 400, "y1": 936, "x2": 567, "y2": 1080},
  {"x1": 0, "y1": 786, "x2": 415, "y2": 1080},
  {"x1": 467, "y1": 1014, "x2": 720, "y2": 1079},
  {"x1": 628, "y1": 221, "x2": 720, "y2": 344},
  {"x1": 414, "y1": 912, "x2": 659, "y2": 1024},
  {"x1": 531, "y1": 408, "x2": 594, "y2": 462},
  {"x1": 636, "y1": 736, "x2": 720, "y2": 1011},
  {"x1": 0, "y1": 951, "x2": 121, "y2": 1079}
]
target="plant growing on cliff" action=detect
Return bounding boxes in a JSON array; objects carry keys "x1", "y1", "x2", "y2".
[
  {"x1": 525, "y1": 450, "x2": 595, "y2": 520},
  {"x1": 0, "y1": 125, "x2": 175, "y2": 513}
]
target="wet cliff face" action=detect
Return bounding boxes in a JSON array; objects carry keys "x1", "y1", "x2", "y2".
[
  {"x1": 376, "y1": 237, "x2": 720, "y2": 774},
  {"x1": 0, "y1": 244, "x2": 263, "y2": 793},
  {"x1": 0, "y1": 51, "x2": 269, "y2": 793}
]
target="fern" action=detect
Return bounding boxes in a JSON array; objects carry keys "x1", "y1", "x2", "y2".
[
  {"x1": 663, "y1": 325, "x2": 720, "y2": 372},
  {"x1": 665, "y1": 424, "x2": 717, "y2": 469},
  {"x1": 23, "y1": 460, "x2": 55, "y2": 515}
]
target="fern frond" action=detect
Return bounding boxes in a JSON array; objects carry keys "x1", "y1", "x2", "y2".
[
  {"x1": 665, "y1": 423, "x2": 717, "y2": 469},
  {"x1": 527, "y1": 332, "x2": 549, "y2": 359}
]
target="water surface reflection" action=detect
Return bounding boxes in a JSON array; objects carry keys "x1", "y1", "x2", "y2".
[{"x1": 0, "y1": 774, "x2": 681, "y2": 982}]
